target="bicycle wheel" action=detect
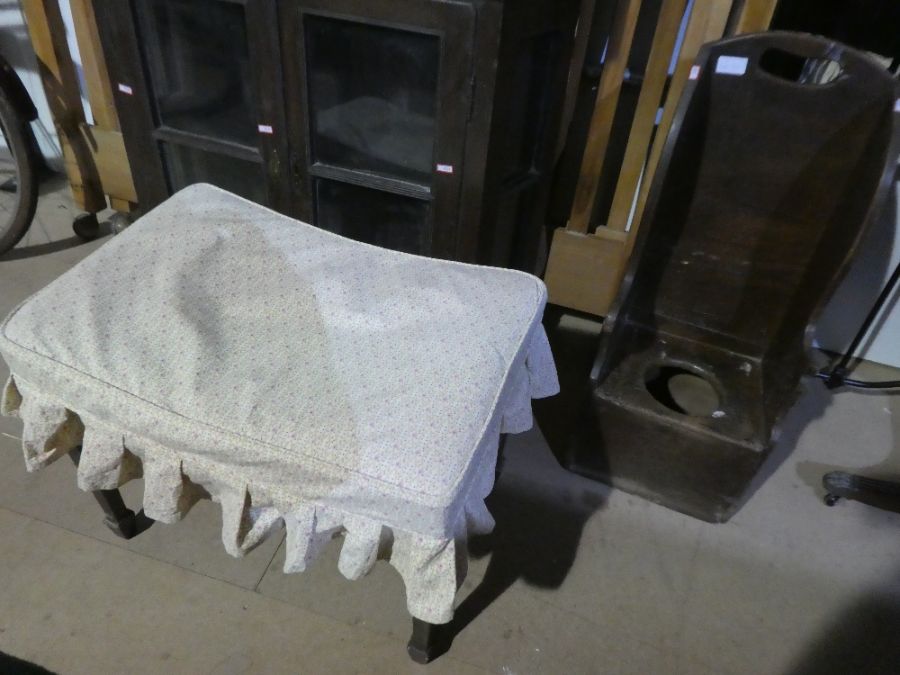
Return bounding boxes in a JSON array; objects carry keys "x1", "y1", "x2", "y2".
[{"x1": 0, "y1": 82, "x2": 38, "y2": 254}]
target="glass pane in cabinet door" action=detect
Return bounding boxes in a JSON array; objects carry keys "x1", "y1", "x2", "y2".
[
  {"x1": 136, "y1": 0, "x2": 256, "y2": 147},
  {"x1": 161, "y1": 143, "x2": 267, "y2": 205},
  {"x1": 315, "y1": 179, "x2": 431, "y2": 254},
  {"x1": 305, "y1": 16, "x2": 439, "y2": 186}
]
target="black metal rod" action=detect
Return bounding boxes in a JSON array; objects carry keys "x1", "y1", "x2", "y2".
[
  {"x1": 821, "y1": 256, "x2": 900, "y2": 390},
  {"x1": 816, "y1": 371, "x2": 900, "y2": 389}
]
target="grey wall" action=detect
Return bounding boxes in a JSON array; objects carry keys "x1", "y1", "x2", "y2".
[{"x1": 816, "y1": 178, "x2": 900, "y2": 368}]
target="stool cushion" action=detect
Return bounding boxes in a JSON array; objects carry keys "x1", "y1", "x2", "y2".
[{"x1": 0, "y1": 184, "x2": 558, "y2": 622}]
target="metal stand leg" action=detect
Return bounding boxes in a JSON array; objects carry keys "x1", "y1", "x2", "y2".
[
  {"x1": 819, "y1": 257, "x2": 900, "y2": 390},
  {"x1": 823, "y1": 471, "x2": 900, "y2": 510},
  {"x1": 407, "y1": 618, "x2": 443, "y2": 664},
  {"x1": 68, "y1": 448, "x2": 138, "y2": 539}
]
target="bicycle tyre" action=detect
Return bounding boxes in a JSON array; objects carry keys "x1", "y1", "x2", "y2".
[{"x1": 0, "y1": 83, "x2": 38, "y2": 254}]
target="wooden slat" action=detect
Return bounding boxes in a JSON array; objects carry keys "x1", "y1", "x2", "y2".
[
  {"x1": 544, "y1": 0, "x2": 767, "y2": 317},
  {"x1": 733, "y1": 0, "x2": 778, "y2": 34},
  {"x1": 68, "y1": 0, "x2": 137, "y2": 205},
  {"x1": 69, "y1": 0, "x2": 119, "y2": 130},
  {"x1": 567, "y1": 0, "x2": 642, "y2": 234},
  {"x1": 108, "y1": 197, "x2": 135, "y2": 213},
  {"x1": 553, "y1": 0, "x2": 599, "y2": 160},
  {"x1": 21, "y1": 0, "x2": 106, "y2": 212},
  {"x1": 65, "y1": 126, "x2": 137, "y2": 203},
  {"x1": 544, "y1": 227, "x2": 629, "y2": 314},
  {"x1": 605, "y1": 0, "x2": 688, "y2": 233},
  {"x1": 630, "y1": 0, "x2": 732, "y2": 249}
]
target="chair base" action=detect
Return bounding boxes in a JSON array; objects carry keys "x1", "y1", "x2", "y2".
[{"x1": 564, "y1": 388, "x2": 769, "y2": 523}]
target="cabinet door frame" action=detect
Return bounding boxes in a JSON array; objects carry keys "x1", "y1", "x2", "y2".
[
  {"x1": 279, "y1": 0, "x2": 475, "y2": 258},
  {"x1": 478, "y1": 2, "x2": 582, "y2": 269},
  {"x1": 96, "y1": 0, "x2": 291, "y2": 214}
]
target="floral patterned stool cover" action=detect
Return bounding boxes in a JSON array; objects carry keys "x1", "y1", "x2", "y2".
[{"x1": 0, "y1": 184, "x2": 558, "y2": 657}]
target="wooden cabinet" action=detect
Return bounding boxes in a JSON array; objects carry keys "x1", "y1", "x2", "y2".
[
  {"x1": 281, "y1": 0, "x2": 474, "y2": 258},
  {"x1": 99, "y1": 0, "x2": 290, "y2": 212},
  {"x1": 96, "y1": 0, "x2": 579, "y2": 267}
]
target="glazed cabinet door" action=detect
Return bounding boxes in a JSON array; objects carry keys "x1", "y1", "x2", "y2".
[
  {"x1": 98, "y1": 0, "x2": 290, "y2": 213},
  {"x1": 280, "y1": 0, "x2": 475, "y2": 256}
]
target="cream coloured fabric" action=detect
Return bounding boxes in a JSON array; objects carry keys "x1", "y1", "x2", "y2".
[{"x1": 0, "y1": 184, "x2": 558, "y2": 622}]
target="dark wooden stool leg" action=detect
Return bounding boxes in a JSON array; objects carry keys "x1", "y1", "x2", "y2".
[
  {"x1": 407, "y1": 618, "x2": 442, "y2": 664},
  {"x1": 405, "y1": 434, "x2": 506, "y2": 662},
  {"x1": 68, "y1": 448, "x2": 138, "y2": 539},
  {"x1": 90, "y1": 487, "x2": 138, "y2": 539}
]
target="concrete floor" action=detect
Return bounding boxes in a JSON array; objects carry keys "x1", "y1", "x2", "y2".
[{"x1": 0, "y1": 178, "x2": 898, "y2": 674}]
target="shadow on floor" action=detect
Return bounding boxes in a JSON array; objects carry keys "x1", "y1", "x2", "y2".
[
  {"x1": 443, "y1": 470, "x2": 606, "y2": 650},
  {"x1": 0, "y1": 651, "x2": 57, "y2": 675},
  {"x1": 787, "y1": 573, "x2": 900, "y2": 675},
  {"x1": 429, "y1": 306, "x2": 609, "y2": 653},
  {"x1": 732, "y1": 374, "x2": 835, "y2": 513},
  {"x1": 0, "y1": 236, "x2": 88, "y2": 261}
]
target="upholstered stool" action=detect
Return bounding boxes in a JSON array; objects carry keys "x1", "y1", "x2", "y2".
[{"x1": 0, "y1": 184, "x2": 558, "y2": 662}]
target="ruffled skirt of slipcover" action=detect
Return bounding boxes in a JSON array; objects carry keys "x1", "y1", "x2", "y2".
[{"x1": 0, "y1": 323, "x2": 558, "y2": 624}]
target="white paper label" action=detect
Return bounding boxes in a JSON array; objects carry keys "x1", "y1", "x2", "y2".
[
  {"x1": 258, "y1": 124, "x2": 274, "y2": 134},
  {"x1": 715, "y1": 55, "x2": 748, "y2": 76},
  {"x1": 436, "y1": 164, "x2": 454, "y2": 174},
  {"x1": 117, "y1": 83, "x2": 134, "y2": 95},
  {"x1": 688, "y1": 65, "x2": 701, "y2": 80},
  {"x1": 895, "y1": 99, "x2": 900, "y2": 113}
]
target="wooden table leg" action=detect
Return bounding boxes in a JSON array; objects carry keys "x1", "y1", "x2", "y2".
[
  {"x1": 407, "y1": 617, "x2": 443, "y2": 664},
  {"x1": 68, "y1": 447, "x2": 139, "y2": 539},
  {"x1": 406, "y1": 434, "x2": 507, "y2": 662}
]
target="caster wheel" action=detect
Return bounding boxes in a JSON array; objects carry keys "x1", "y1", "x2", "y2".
[
  {"x1": 109, "y1": 211, "x2": 132, "y2": 235},
  {"x1": 824, "y1": 494, "x2": 840, "y2": 507},
  {"x1": 73, "y1": 212, "x2": 101, "y2": 240}
]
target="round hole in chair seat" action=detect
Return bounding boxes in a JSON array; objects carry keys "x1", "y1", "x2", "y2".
[{"x1": 644, "y1": 365, "x2": 720, "y2": 417}]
